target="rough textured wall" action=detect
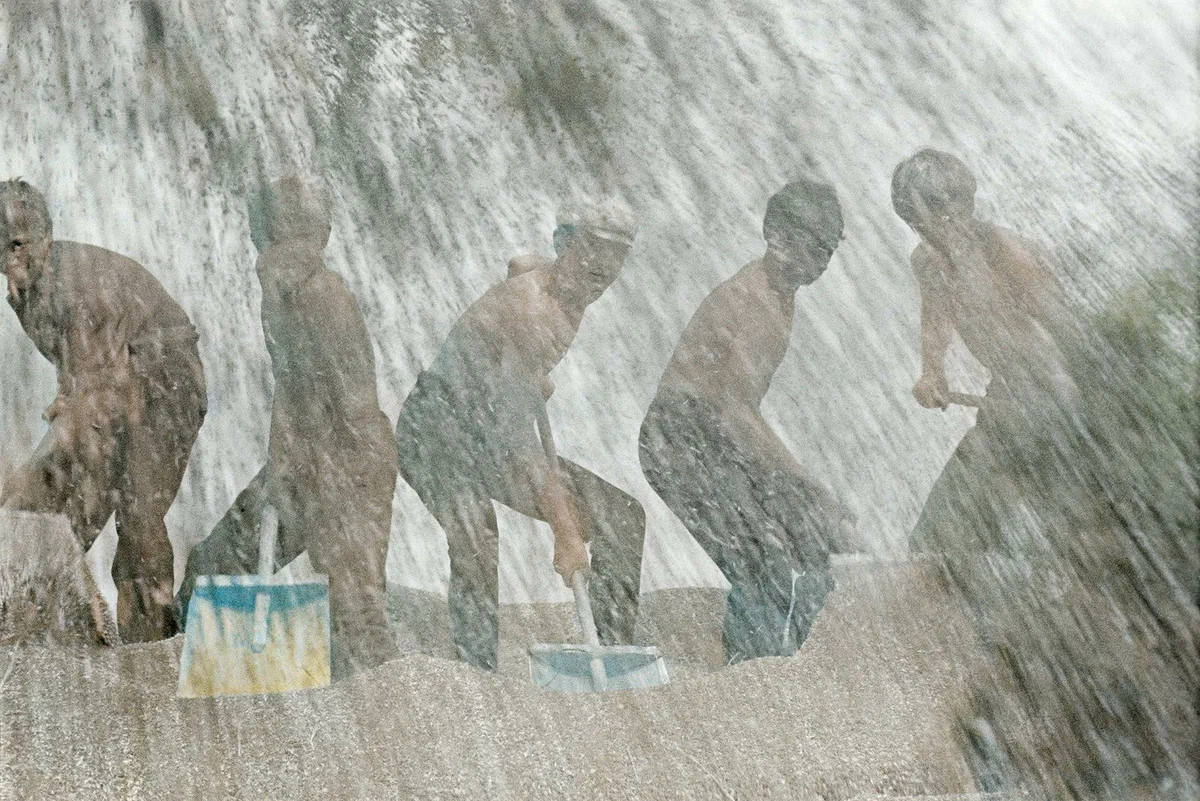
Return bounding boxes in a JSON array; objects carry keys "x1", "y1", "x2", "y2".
[{"x1": 0, "y1": 0, "x2": 1194, "y2": 601}]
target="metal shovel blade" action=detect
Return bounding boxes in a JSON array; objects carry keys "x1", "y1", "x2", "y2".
[
  {"x1": 177, "y1": 574, "x2": 331, "y2": 697},
  {"x1": 529, "y1": 643, "x2": 669, "y2": 692}
]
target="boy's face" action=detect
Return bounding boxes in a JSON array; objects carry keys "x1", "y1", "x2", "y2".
[
  {"x1": 907, "y1": 188, "x2": 971, "y2": 251},
  {"x1": 561, "y1": 229, "x2": 631, "y2": 298},
  {"x1": 2, "y1": 203, "x2": 52, "y2": 309},
  {"x1": 767, "y1": 228, "x2": 837, "y2": 286}
]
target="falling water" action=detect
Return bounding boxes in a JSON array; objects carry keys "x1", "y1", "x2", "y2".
[{"x1": 0, "y1": 0, "x2": 1195, "y2": 795}]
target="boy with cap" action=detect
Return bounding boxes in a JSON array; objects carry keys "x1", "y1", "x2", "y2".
[
  {"x1": 639, "y1": 179, "x2": 857, "y2": 663},
  {"x1": 395, "y1": 199, "x2": 647, "y2": 672},
  {"x1": 0, "y1": 179, "x2": 207, "y2": 642},
  {"x1": 504, "y1": 211, "x2": 588, "y2": 280}
]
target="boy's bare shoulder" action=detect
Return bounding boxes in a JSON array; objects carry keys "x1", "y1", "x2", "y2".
[
  {"x1": 989, "y1": 224, "x2": 1048, "y2": 263},
  {"x1": 304, "y1": 265, "x2": 351, "y2": 297},
  {"x1": 467, "y1": 270, "x2": 553, "y2": 334},
  {"x1": 683, "y1": 266, "x2": 759, "y2": 336},
  {"x1": 53, "y1": 240, "x2": 180, "y2": 317},
  {"x1": 492, "y1": 269, "x2": 551, "y2": 305},
  {"x1": 908, "y1": 241, "x2": 950, "y2": 283},
  {"x1": 506, "y1": 252, "x2": 554, "y2": 279},
  {"x1": 712, "y1": 262, "x2": 764, "y2": 302},
  {"x1": 55, "y1": 240, "x2": 144, "y2": 280}
]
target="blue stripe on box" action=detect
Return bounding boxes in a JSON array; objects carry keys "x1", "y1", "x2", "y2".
[{"x1": 191, "y1": 582, "x2": 329, "y2": 613}]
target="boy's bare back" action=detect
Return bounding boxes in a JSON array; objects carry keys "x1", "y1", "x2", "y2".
[
  {"x1": 659, "y1": 262, "x2": 794, "y2": 412},
  {"x1": 434, "y1": 268, "x2": 580, "y2": 401}
]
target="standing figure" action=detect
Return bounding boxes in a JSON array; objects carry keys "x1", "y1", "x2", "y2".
[
  {"x1": 179, "y1": 178, "x2": 400, "y2": 678},
  {"x1": 395, "y1": 201, "x2": 645, "y2": 672},
  {"x1": 0, "y1": 179, "x2": 207, "y2": 642},
  {"x1": 894, "y1": 148, "x2": 1197, "y2": 798},
  {"x1": 639, "y1": 179, "x2": 857, "y2": 664}
]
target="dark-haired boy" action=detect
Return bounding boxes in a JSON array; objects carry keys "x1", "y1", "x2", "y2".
[
  {"x1": 891, "y1": 148, "x2": 1084, "y2": 556},
  {"x1": 892, "y1": 149, "x2": 1198, "y2": 796},
  {"x1": 640, "y1": 180, "x2": 857, "y2": 663}
]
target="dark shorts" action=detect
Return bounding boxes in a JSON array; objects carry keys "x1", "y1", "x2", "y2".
[
  {"x1": 911, "y1": 362, "x2": 1198, "y2": 794},
  {"x1": 639, "y1": 391, "x2": 837, "y2": 572},
  {"x1": 396, "y1": 371, "x2": 646, "y2": 669},
  {"x1": 639, "y1": 390, "x2": 837, "y2": 660},
  {"x1": 395, "y1": 371, "x2": 512, "y2": 497}
]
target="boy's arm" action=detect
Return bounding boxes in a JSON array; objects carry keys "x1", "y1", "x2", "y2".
[
  {"x1": 56, "y1": 282, "x2": 141, "y2": 458},
  {"x1": 489, "y1": 301, "x2": 590, "y2": 581},
  {"x1": 911, "y1": 245, "x2": 954, "y2": 408},
  {"x1": 995, "y1": 231, "x2": 1083, "y2": 406}
]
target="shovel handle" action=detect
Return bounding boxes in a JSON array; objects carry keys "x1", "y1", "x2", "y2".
[
  {"x1": 571, "y1": 571, "x2": 608, "y2": 691},
  {"x1": 251, "y1": 592, "x2": 270, "y2": 653},
  {"x1": 535, "y1": 404, "x2": 557, "y2": 461},
  {"x1": 537, "y1": 403, "x2": 593, "y2": 587},
  {"x1": 539, "y1": 407, "x2": 607, "y2": 688},
  {"x1": 258, "y1": 504, "x2": 279, "y2": 579},
  {"x1": 252, "y1": 505, "x2": 279, "y2": 653},
  {"x1": 571, "y1": 571, "x2": 602, "y2": 649}
]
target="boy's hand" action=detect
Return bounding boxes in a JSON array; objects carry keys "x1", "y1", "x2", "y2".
[
  {"x1": 553, "y1": 528, "x2": 590, "y2": 583},
  {"x1": 913, "y1": 372, "x2": 950, "y2": 409},
  {"x1": 541, "y1": 472, "x2": 591, "y2": 582}
]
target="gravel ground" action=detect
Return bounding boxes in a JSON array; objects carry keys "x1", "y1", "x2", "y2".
[{"x1": 0, "y1": 560, "x2": 992, "y2": 800}]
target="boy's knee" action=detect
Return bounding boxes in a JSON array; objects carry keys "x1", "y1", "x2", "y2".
[
  {"x1": 626, "y1": 496, "x2": 647, "y2": 529},
  {"x1": 599, "y1": 489, "x2": 646, "y2": 535},
  {"x1": 113, "y1": 530, "x2": 174, "y2": 581},
  {"x1": 181, "y1": 531, "x2": 227, "y2": 578},
  {"x1": 1, "y1": 464, "x2": 60, "y2": 512}
]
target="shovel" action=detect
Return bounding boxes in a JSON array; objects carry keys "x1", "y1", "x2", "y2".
[
  {"x1": 177, "y1": 504, "x2": 331, "y2": 697},
  {"x1": 526, "y1": 406, "x2": 669, "y2": 693}
]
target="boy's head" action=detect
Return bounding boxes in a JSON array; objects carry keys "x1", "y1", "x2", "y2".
[
  {"x1": 0, "y1": 179, "x2": 54, "y2": 308},
  {"x1": 762, "y1": 178, "x2": 843, "y2": 286},
  {"x1": 891, "y1": 149, "x2": 976, "y2": 235},
  {"x1": 249, "y1": 177, "x2": 331, "y2": 252},
  {"x1": 553, "y1": 198, "x2": 637, "y2": 301}
]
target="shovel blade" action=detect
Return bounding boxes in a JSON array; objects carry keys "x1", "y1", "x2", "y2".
[
  {"x1": 177, "y1": 575, "x2": 331, "y2": 697},
  {"x1": 528, "y1": 644, "x2": 669, "y2": 692}
]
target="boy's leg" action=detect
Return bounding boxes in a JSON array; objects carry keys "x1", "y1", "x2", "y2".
[
  {"x1": 2, "y1": 424, "x2": 112, "y2": 550},
  {"x1": 640, "y1": 407, "x2": 792, "y2": 661},
  {"x1": 910, "y1": 409, "x2": 1015, "y2": 557},
  {"x1": 112, "y1": 379, "x2": 205, "y2": 643},
  {"x1": 486, "y1": 444, "x2": 647, "y2": 647},
  {"x1": 785, "y1": 566, "x2": 835, "y2": 651},
  {"x1": 176, "y1": 465, "x2": 267, "y2": 621},
  {"x1": 1, "y1": 429, "x2": 73, "y2": 517},
  {"x1": 721, "y1": 536, "x2": 826, "y2": 663},
  {"x1": 397, "y1": 395, "x2": 506, "y2": 672},
  {"x1": 750, "y1": 466, "x2": 842, "y2": 653},
  {"x1": 306, "y1": 457, "x2": 402, "y2": 679},
  {"x1": 434, "y1": 489, "x2": 502, "y2": 671},
  {"x1": 559, "y1": 460, "x2": 646, "y2": 646}
]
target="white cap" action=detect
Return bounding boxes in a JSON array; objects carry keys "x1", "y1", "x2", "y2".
[{"x1": 557, "y1": 198, "x2": 637, "y2": 247}]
